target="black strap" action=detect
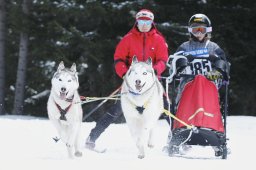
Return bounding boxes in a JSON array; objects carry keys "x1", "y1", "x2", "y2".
[
  {"x1": 55, "y1": 102, "x2": 72, "y2": 121},
  {"x1": 114, "y1": 59, "x2": 126, "y2": 66},
  {"x1": 136, "y1": 106, "x2": 145, "y2": 114}
]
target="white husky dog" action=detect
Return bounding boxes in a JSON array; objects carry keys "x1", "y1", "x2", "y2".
[
  {"x1": 47, "y1": 61, "x2": 83, "y2": 158},
  {"x1": 121, "y1": 56, "x2": 164, "y2": 159}
]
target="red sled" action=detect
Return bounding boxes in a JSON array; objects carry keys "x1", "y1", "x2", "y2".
[
  {"x1": 173, "y1": 75, "x2": 224, "y2": 132},
  {"x1": 167, "y1": 75, "x2": 229, "y2": 159}
]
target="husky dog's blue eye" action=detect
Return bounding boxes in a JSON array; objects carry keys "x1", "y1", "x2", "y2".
[
  {"x1": 143, "y1": 72, "x2": 147, "y2": 75},
  {"x1": 68, "y1": 80, "x2": 71, "y2": 82},
  {"x1": 59, "y1": 78, "x2": 62, "y2": 81}
]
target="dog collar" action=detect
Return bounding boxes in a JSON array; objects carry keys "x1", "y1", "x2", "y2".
[{"x1": 128, "y1": 90, "x2": 141, "y2": 95}]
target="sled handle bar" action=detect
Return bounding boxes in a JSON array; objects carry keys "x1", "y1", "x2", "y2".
[
  {"x1": 175, "y1": 74, "x2": 195, "y2": 79},
  {"x1": 187, "y1": 56, "x2": 212, "y2": 60},
  {"x1": 167, "y1": 55, "x2": 212, "y2": 67}
]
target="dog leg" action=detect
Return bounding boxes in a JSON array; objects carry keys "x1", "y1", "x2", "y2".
[
  {"x1": 74, "y1": 124, "x2": 83, "y2": 157},
  {"x1": 136, "y1": 137, "x2": 145, "y2": 159},
  {"x1": 66, "y1": 143, "x2": 75, "y2": 158},
  {"x1": 65, "y1": 127, "x2": 76, "y2": 158},
  {"x1": 148, "y1": 128, "x2": 155, "y2": 148},
  {"x1": 66, "y1": 123, "x2": 82, "y2": 157},
  {"x1": 51, "y1": 119, "x2": 67, "y2": 142},
  {"x1": 137, "y1": 122, "x2": 149, "y2": 159},
  {"x1": 126, "y1": 118, "x2": 144, "y2": 159},
  {"x1": 66, "y1": 124, "x2": 78, "y2": 146}
]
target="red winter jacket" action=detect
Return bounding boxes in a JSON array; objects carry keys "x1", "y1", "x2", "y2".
[{"x1": 114, "y1": 25, "x2": 168, "y2": 78}]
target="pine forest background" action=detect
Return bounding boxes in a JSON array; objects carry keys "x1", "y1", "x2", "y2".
[{"x1": 0, "y1": 0, "x2": 255, "y2": 121}]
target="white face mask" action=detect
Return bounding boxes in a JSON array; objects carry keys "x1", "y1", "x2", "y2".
[{"x1": 137, "y1": 24, "x2": 152, "y2": 32}]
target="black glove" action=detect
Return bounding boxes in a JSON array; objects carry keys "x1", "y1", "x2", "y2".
[
  {"x1": 208, "y1": 54, "x2": 219, "y2": 62},
  {"x1": 213, "y1": 59, "x2": 230, "y2": 81},
  {"x1": 185, "y1": 54, "x2": 194, "y2": 62},
  {"x1": 176, "y1": 58, "x2": 188, "y2": 73},
  {"x1": 154, "y1": 69, "x2": 158, "y2": 75}
]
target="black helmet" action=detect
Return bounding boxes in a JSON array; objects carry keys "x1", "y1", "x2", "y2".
[
  {"x1": 188, "y1": 14, "x2": 212, "y2": 37},
  {"x1": 189, "y1": 13, "x2": 211, "y2": 27}
]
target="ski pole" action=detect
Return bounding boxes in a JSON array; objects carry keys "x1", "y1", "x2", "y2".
[{"x1": 82, "y1": 86, "x2": 121, "y2": 121}]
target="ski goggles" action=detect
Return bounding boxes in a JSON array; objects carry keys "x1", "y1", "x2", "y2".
[
  {"x1": 137, "y1": 20, "x2": 153, "y2": 26},
  {"x1": 188, "y1": 26, "x2": 212, "y2": 35}
]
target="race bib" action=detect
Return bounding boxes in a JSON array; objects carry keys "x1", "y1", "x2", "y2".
[
  {"x1": 187, "y1": 59, "x2": 212, "y2": 75},
  {"x1": 183, "y1": 48, "x2": 213, "y2": 75}
]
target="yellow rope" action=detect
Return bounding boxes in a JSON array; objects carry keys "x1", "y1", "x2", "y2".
[
  {"x1": 163, "y1": 109, "x2": 193, "y2": 129},
  {"x1": 85, "y1": 97, "x2": 119, "y2": 100},
  {"x1": 78, "y1": 96, "x2": 120, "y2": 104},
  {"x1": 188, "y1": 108, "x2": 204, "y2": 121},
  {"x1": 188, "y1": 107, "x2": 214, "y2": 121}
]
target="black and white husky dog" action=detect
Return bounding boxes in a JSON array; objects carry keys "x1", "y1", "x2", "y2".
[
  {"x1": 47, "y1": 61, "x2": 83, "y2": 158},
  {"x1": 121, "y1": 56, "x2": 164, "y2": 159}
]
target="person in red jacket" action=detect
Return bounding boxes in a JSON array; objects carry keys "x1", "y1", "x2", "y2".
[
  {"x1": 85, "y1": 9, "x2": 169, "y2": 151},
  {"x1": 114, "y1": 9, "x2": 168, "y2": 78}
]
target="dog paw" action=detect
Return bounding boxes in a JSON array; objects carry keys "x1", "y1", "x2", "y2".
[
  {"x1": 138, "y1": 154, "x2": 145, "y2": 159},
  {"x1": 75, "y1": 151, "x2": 83, "y2": 157},
  {"x1": 66, "y1": 143, "x2": 72, "y2": 148},
  {"x1": 148, "y1": 144, "x2": 154, "y2": 148},
  {"x1": 52, "y1": 136, "x2": 60, "y2": 142}
]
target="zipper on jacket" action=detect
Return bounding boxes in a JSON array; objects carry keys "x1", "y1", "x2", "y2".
[{"x1": 143, "y1": 33, "x2": 146, "y2": 61}]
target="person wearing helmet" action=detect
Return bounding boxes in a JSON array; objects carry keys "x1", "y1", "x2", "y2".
[
  {"x1": 163, "y1": 14, "x2": 230, "y2": 154},
  {"x1": 173, "y1": 13, "x2": 230, "y2": 103},
  {"x1": 85, "y1": 9, "x2": 169, "y2": 151}
]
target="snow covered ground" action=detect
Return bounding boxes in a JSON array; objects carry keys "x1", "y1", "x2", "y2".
[{"x1": 0, "y1": 115, "x2": 255, "y2": 170}]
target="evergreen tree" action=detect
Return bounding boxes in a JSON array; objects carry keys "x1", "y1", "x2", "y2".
[
  {"x1": 2, "y1": 0, "x2": 256, "y2": 117},
  {"x1": 12, "y1": 0, "x2": 32, "y2": 115},
  {"x1": 0, "y1": 0, "x2": 7, "y2": 115}
]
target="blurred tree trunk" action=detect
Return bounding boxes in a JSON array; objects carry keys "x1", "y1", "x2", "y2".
[
  {"x1": 0, "y1": 0, "x2": 6, "y2": 115},
  {"x1": 12, "y1": 0, "x2": 31, "y2": 115}
]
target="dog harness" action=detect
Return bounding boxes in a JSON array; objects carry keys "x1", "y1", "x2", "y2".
[
  {"x1": 55, "y1": 102, "x2": 72, "y2": 121},
  {"x1": 54, "y1": 95, "x2": 74, "y2": 121}
]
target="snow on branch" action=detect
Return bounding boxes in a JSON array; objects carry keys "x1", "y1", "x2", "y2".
[{"x1": 25, "y1": 90, "x2": 50, "y2": 104}]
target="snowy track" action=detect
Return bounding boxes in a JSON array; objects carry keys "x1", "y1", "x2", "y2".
[{"x1": 0, "y1": 115, "x2": 255, "y2": 170}]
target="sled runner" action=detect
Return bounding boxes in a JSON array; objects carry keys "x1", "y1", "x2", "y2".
[{"x1": 165, "y1": 55, "x2": 230, "y2": 159}]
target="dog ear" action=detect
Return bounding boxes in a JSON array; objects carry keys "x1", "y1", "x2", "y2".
[
  {"x1": 132, "y1": 56, "x2": 138, "y2": 65},
  {"x1": 57, "y1": 61, "x2": 65, "y2": 72},
  {"x1": 70, "y1": 63, "x2": 77, "y2": 73},
  {"x1": 75, "y1": 72, "x2": 79, "y2": 82},
  {"x1": 146, "y1": 57, "x2": 152, "y2": 66}
]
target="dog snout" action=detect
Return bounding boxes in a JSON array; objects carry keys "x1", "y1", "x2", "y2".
[
  {"x1": 61, "y1": 87, "x2": 66, "y2": 92},
  {"x1": 135, "y1": 79, "x2": 141, "y2": 85}
]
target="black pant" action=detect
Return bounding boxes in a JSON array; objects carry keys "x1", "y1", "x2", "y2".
[
  {"x1": 88, "y1": 96, "x2": 170, "y2": 143},
  {"x1": 88, "y1": 101, "x2": 122, "y2": 142}
]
